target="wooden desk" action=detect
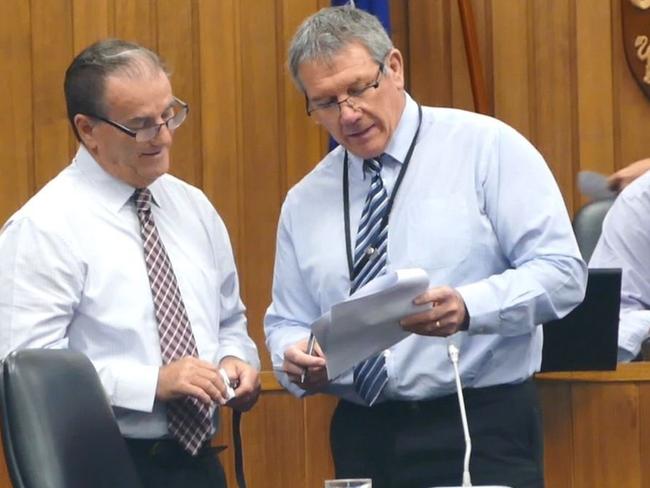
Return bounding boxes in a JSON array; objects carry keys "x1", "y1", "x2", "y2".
[
  {"x1": 537, "y1": 363, "x2": 650, "y2": 488},
  {"x1": 3, "y1": 366, "x2": 650, "y2": 488}
]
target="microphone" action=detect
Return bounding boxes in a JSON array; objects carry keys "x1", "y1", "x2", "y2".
[{"x1": 429, "y1": 341, "x2": 511, "y2": 488}]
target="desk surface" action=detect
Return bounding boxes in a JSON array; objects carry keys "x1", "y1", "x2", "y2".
[{"x1": 535, "y1": 361, "x2": 650, "y2": 382}]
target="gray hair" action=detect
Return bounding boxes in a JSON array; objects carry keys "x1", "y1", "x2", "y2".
[
  {"x1": 64, "y1": 39, "x2": 169, "y2": 141},
  {"x1": 288, "y1": 6, "x2": 393, "y2": 91}
]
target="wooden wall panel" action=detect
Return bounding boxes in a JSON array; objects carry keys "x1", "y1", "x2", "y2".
[
  {"x1": 408, "y1": 0, "x2": 453, "y2": 107},
  {"x1": 304, "y1": 395, "x2": 338, "y2": 486},
  {"x1": 71, "y1": 0, "x2": 112, "y2": 53},
  {"x1": 280, "y1": 0, "x2": 325, "y2": 191},
  {"x1": 572, "y1": 383, "x2": 642, "y2": 487},
  {"x1": 538, "y1": 383, "x2": 575, "y2": 488},
  {"x1": 157, "y1": 0, "x2": 202, "y2": 188},
  {"x1": 3, "y1": 1, "x2": 650, "y2": 488},
  {"x1": 639, "y1": 384, "x2": 650, "y2": 488},
  {"x1": 0, "y1": 1, "x2": 33, "y2": 221},
  {"x1": 491, "y1": 0, "x2": 532, "y2": 138},
  {"x1": 242, "y1": 393, "x2": 306, "y2": 487},
  {"x1": 196, "y1": 0, "x2": 242, "y2": 251},
  {"x1": 30, "y1": 0, "x2": 74, "y2": 190},
  {"x1": 531, "y1": 0, "x2": 577, "y2": 212},
  {"x1": 238, "y1": 0, "x2": 283, "y2": 368},
  {"x1": 575, "y1": 0, "x2": 616, "y2": 177},
  {"x1": 113, "y1": 0, "x2": 157, "y2": 47}
]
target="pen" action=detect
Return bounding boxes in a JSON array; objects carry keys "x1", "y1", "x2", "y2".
[{"x1": 300, "y1": 333, "x2": 316, "y2": 383}]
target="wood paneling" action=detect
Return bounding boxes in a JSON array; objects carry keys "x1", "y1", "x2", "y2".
[
  {"x1": 3, "y1": 1, "x2": 650, "y2": 487},
  {"x1": 537, "y1": 363, "x2": 650, "y2": 488},
  {"x1": 196, "y1": 0, "x2": 242, "y2": 248},
  {"x1": 31, "y1": 0, "x2": 74, "y2": 190},
  {"x1": 0, "y1": 1, "x2": 32, "y2": 222}
]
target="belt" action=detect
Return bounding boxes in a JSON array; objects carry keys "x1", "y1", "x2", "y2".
[{"x1": 345, "y1": 379, "x2": 535, "y2": 415}]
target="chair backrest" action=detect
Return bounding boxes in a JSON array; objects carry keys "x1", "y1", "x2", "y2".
[
  {"x1": 572, "y1": 198, "x2": 615, "y2": 262},
  {"x1": 0, "y1": 349, "x2": 142, "y2": 488}
]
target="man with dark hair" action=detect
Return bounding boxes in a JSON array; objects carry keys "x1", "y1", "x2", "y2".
[
  {"x1": 265, "y1": 6, "x2": 586, "y2": 488},
  {"x1": 0, "y1": 39, "x2": 260, "y2": 488}
]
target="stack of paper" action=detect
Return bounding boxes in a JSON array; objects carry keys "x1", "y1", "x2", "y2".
[{"x1": 312, "y1": 268, "x2": 430, "y2": 380}]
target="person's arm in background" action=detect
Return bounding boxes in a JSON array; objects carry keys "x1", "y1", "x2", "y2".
[
  {"x1": 590, "y1": 173, "x2": 650, "y2": 361},
  {"x1": 608, "y1": 158, "x2": 650, "y2": 192}
]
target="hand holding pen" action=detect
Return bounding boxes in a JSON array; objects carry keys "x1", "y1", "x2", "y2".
[
  {"x1": 281, "y1": 335, "x2": 327, "y2": 389},
  {"x1": 300, "y1": 334, "x2": 317, "y2": 383}
]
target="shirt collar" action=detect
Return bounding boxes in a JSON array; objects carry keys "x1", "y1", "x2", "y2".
[
  {"x1": 73, "y1": 145, "x2": 162, "y2": 213},
  {"x1": 383, "y1": 92, "x2": 418, "y2": 164},
  {"x1": 348, "y1": 92, "x2": 419, "y2": 179}
]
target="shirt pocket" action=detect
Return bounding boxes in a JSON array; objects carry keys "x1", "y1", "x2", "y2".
[{"x1": 400, "y1": 195, "x2": 471, "y2": 270}]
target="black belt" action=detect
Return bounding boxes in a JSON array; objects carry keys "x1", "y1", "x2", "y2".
[{"x1": 343, "y1": 379, "x2": 535, "y2": 415}]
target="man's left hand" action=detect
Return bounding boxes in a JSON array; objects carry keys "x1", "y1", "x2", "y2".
[
  {"x1": 218, "y1": 356, "x2": 261, "y2": 412},
  {"x1": 400, "y1": 286, "x2": 469, "y2": 337}
]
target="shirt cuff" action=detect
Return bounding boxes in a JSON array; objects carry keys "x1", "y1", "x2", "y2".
[
  {"x1": 456, "y1": 281, "x2": 501, "y2": 334},
  {"x1": 111, "y1": 363, "x2": 159, "y2": 412}
]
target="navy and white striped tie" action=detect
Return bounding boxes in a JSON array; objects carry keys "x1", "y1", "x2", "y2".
[{"x1": 351, "y1": 156, "x2": 390, "y2": 406}]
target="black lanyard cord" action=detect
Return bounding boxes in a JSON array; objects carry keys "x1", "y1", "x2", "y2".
[{"x1": 343, "y1": 104, "x2": 423, "y2": 280}]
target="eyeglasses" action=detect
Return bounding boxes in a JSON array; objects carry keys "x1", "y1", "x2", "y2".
[
  {"x1": 85, "y1": 97, "x2": 189, "y2": 142},
  {"x1": 305, "y1": 64, "x2": 384, "y2": 116}
]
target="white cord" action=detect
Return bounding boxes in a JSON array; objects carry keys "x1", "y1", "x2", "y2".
[{"x1": 448, "y1": 342, "x2": 472, "y2": 487}]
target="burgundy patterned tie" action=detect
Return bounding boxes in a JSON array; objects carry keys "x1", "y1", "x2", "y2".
[{"x1": 134, "y1": 188, "x2": 212, "y2": 455}]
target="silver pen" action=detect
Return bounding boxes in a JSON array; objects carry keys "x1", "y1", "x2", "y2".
[{"x1": 300, "y1": 333, "x2": 316, "y2": 383}]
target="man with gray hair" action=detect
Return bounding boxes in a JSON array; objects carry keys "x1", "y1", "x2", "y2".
[
  {"x1": 0, "y1": 39, "x2": 260, "y2": 488},
  {"x1": 265, "y1": 6, "x2": 586, "y2": 487}
]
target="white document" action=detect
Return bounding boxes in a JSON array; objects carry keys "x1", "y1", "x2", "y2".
[
  {"x1": 578, "y1": 171, "x2": 616, "y2": 201},
  {"x1": 311, "y1": 268, "x2": 431, "y2": 380}
]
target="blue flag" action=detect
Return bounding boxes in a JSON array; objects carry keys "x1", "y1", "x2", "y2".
[{"x1": 331, "y1": 0, "x2": 391, "y2": 35}]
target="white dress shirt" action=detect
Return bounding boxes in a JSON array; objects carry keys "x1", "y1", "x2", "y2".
[
  {"x1": 0, "y1": 145, "x2": 260, "y2": 438},
  {"x1": 265, "y1": 93, "x2": 587, "y2": 404},
  {"x1": 589, "y1": 171, "x2": 650, "y2": 361}
]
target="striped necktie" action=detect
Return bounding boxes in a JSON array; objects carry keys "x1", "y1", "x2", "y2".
[
  {"x1": 351, "y1": 156, "x2": 390, "y2": 406},
  {"x1": 134, "y1": 188, "x2": 212, "y2": 455}
]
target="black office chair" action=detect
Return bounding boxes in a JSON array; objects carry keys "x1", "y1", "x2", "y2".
[
  {"x1": 572, "y1": 198, "x2": 615, "y2": 262},
  {"x1": 0, "y1": 349, "x2": 142, "y2": 488}
]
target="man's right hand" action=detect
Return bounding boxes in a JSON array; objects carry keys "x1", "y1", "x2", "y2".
[
  {"x1": 283, "y1": 337, "x2": 328, "y2": 390},
  {"x1": 156, "y1": 357, "x2": 229, "y2": 405}
]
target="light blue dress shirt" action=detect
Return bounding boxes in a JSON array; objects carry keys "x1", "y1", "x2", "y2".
[
  {"x1": 589, "y1": 171, "x2": 650, "y2": 362},
  {"x1": 265, "y1": 93, "x2": 587, "y2": 404},
  {"x1": 0, "y1": 146, "x2": 260, "y2": 438}
]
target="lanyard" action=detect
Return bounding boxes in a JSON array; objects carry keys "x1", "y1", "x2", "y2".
[{"x1": 343, "y1": 104, "x2": 423, "y2": 280}]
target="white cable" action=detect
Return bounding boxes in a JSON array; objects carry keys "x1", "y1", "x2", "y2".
[{"x1": 447, "y1": 342, "x2": 472, "y2": 487}]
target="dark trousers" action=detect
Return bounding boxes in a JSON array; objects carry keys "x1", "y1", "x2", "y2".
[
  {"x1": 330, "y1": 380, "x2": 544, "y2": 488},
  {"x1": 125, "y1": 438, "x2": 227, "y2": 488}
]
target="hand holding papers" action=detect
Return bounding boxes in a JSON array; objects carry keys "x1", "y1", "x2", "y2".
[
  {"x1": 311, "y1": 268, "x2": 430, "y2": 380},
  {"x1": 578, "y1": 171, "x2": 616, "y2": 201}
]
